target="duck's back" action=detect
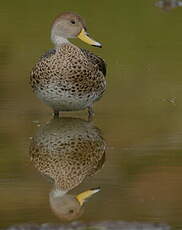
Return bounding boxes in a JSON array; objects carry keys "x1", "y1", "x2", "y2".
[{"x1": 30, "y1": 43, "x2": 106, "y2": 111}]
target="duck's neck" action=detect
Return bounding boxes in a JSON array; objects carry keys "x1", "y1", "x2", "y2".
[
  {"x1": 51, "y1": 34, "x2": 70, "y2": 47},
  {"x1": 51, "y1": 188, "x2": 67, "y2": 198}
]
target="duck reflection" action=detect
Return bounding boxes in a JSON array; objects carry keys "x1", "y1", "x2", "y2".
[
  {"x1": 155, "y1": 0, "x2": 182, "y2": 10},
  {"x1": 29, "y1": 118, "x2": 106, "y2": 221}
]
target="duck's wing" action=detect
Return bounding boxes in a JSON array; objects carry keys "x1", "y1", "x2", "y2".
[
  {"x1": 81, "y1": 48, "x2": 107, "y2": 77},
  {"x1": 40, "y1": 48, "x2": 56, "y2": 60}
]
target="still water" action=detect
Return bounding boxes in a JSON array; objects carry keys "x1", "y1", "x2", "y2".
[{"x1": 1, "y1": 0, "x2": 182, "y2": 229}]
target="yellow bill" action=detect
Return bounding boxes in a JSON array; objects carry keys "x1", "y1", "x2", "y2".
[
  {"x1": 76, "y1": 187, "x2": 101, "y2": 206},
  {"x1": 77, "y1": 28, "x2": 102, "y2": 47}
]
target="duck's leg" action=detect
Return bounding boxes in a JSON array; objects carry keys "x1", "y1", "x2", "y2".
[
  {"x1": 88, "y1": 105, "x2": 94, "y2": 121},
  {"x1": 53, "y1": 110, "x2": 60, "y2": 119}
]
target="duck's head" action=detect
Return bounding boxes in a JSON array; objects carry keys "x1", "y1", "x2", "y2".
[
  {"x1": 51, "y1": 12, "x2": 102, "y2": 47},
  {"x1": 49, "y1": 188, "x2": 100, "y2": 221}
]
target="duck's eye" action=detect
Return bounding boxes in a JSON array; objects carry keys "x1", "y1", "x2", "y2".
[
  {"x1": 70, "y1": 20, "x2": 75, "y2": 24},
  {"x1": 69, "y1": 209, "x2": 74, "y2": 214}
]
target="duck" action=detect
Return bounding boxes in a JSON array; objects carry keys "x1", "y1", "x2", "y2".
[
  {"x1": 30, "y1": 12, "x2": 106, "y2": 119},
  {"x1": 29, "y1": 118, "x2": 106, "y2": 220}
]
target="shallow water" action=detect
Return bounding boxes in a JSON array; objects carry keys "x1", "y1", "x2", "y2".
[{"x1": 1, "y1": 0, "x2": 182, "y2": 229}]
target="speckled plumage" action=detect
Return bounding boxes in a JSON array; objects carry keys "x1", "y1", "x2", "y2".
[
  {"x1": 29, "y1": 118, "x2": 106, "y2": 191},
  {"x1": 30, "y1": 43, "x2": 106, "y2": 112}
]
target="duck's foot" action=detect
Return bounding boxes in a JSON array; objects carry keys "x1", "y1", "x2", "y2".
[
  {"x1": 88, "y1": 105, "x2": 95, "y2": 121},
  {"x1": 53, "y1": 110, "x2": 60, "y2": 119}
]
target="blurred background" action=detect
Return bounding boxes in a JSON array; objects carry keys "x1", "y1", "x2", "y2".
[{"x1": 1, "y1": 0, "x2": 182, "y2": 229}]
